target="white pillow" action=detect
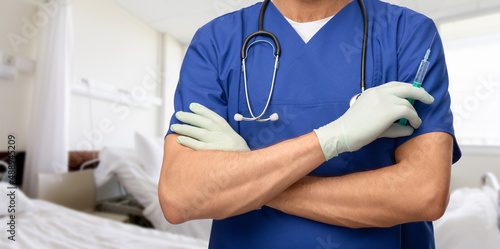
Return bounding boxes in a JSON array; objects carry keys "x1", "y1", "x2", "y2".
[
  {"x1": 95, "y1": 147, "x2": 140, "y2": 187},
  {"x1": 134, "y1": 132, "x2": 164, "y2": 182}
]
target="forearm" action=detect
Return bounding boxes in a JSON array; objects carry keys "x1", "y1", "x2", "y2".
[
  {"x1": 159, "y1": 132, "x2": 325, "y2": 224},
  {"x1": 267, "y1": 132, "x2": 453, "y2": 228},
  {"x1": 267, "y1": 166, "x2": 422, "y2": 228}
]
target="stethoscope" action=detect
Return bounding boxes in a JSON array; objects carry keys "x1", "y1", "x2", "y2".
[{"x1": 234, "y1": 0, "x2": 368, "y2": 122}]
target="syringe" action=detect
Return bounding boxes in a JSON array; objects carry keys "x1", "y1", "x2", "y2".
[{"x1": 398, "y1": 32, "x2": 437, "y2": 126}]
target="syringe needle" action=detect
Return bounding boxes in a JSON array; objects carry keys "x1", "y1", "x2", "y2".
[
  {"x1": 424, "y1": 32, "x2": 437, "y2": 60},
  {"x1": 429, "y1": 32, "x2": 437, "y2": 50}
]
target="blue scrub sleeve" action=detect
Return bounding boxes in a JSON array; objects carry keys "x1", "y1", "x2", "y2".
[
  {"x1": 394, "y1": 18, "x2": 461, "y2": 164},
  {"x1": 165, "y1": 27, "x2": 228, "y2": 137}
]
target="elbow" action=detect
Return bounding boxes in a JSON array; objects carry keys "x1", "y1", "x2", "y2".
[
  {"x1": 159, "y1": 178, "x2": 222, "y2": 224},
  {"x1": 158, "y1": 183, "x2": 191, "y2": 224},
  {"x1": 163, "y1": 209, "x2": 187, "y2": 225},
  {"x1": 422, "y1": 192, "x2": 449, "y2": 221},
  {"x1": 417, "y1": 184, "x2": 450, "y2": 222},
  {"x1": 158, "y1": 190, "x2": 186, "y2": 224},
  {"x1": 159, "y1": 188, "x2": 231, "y2": 223},
  {"x1": 160, "y1": 204, "x2": 187, "y2": 225}
]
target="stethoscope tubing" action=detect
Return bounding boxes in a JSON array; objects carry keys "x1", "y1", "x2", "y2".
[
  {"x1": 241, "y1": 40, "x2": 279, "y2": 122},
  {"x1": 358, "y1": 0, "x2": 368, "y2": 93},
  {"x1": 237, "y1": 0, "x2": 368, "y2": 121}
]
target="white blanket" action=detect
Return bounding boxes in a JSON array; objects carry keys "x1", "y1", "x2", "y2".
[
  {"x1": 0, "y1": 190, "x2": 208, "y2": 249},
  {"x1": 434, "y1": 186, "x2": 500, "y2": 249}
]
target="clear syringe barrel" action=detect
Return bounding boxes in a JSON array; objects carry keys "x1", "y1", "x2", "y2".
[
  {"x1": 413, "y1": 59, "x2": 430, "y2": 87},
  {"x1": 398, "y1": 58, "x2": 431, "y2": 126}
]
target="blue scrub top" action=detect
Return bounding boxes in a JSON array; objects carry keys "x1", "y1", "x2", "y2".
[{"x1": 167, "y1": 0, "x2": 462, "y2": 248}]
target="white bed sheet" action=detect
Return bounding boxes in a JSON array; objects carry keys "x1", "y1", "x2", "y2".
[
  {"x1": 0, "y1": 198, "x2": 208, "y2": 249},
  {"x1": 434, "y1": 186, "x2": 500, "y2": 249}
]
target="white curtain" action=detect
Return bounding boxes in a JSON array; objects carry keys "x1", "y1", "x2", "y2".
[{"x1": 23, "y1": 0, "x2": 73, "y2": 198}]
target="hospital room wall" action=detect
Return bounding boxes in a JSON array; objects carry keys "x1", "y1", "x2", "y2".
[
  {"x1": 160, "y1": 34, "x2": 186, "y2": 136},
  {"x1": 451, "y1": 147, "x2": 500, "y2": 191},
  {"x1": 69, "y1": 0, "x2": 163, "y2": 150},
  {"x1": 0, "y1": 0, "x2": 38, "y2": 151},
  {"x1": 0, "y1": 0, "x2": 171, "y2": 151},
  {"x1": 437, "y1": 13, "x2": 500, "y2": 192}
]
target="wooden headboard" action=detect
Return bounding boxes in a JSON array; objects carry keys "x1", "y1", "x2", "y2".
[
  {"x1": 0, "y1": 150, "x2": 100, "y2": 171},
  {"x1": 68, "y1": 151, "x2": 100, "y2": 171},
  {"x1": 0, "y1": 150, "x2": 100, "y2": 186}
]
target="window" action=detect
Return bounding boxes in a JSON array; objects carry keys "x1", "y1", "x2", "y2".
[{"x1": 439, "y1": 12, "x2": 500, "y2": 146}]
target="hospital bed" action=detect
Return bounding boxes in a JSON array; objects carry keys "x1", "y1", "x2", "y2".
[
  {"x1": 434, "y1": 172, "x2": 500, "y2": 248},
  {"x1": 59, "y1": 133, "x2": 212, "y2": 240},
  {"x1": 0, "y1": 182, "x2": 208, "y2": 249},
  {"x1": 0, "y1": 132, "x2": 211, "y2": 249},
  {"x1": 70, "y1": 133, "x2": 212, "y2": 239},
  {"x1": 92, "y1": 144, "x2": 212, "y2": 240}
]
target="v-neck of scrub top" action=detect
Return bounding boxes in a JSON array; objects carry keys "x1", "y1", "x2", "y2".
[
  {"x1": 266, "y1": 0, "x2": 358, "y2": 47},
  {"x1": 260, "y1": 1, "x2": 363, "y2": 78},
  {"x1": 284, "y1": 15, "x2": 334, "y2": 44},
  {"x1": 248, "y1": 1, "x2": 367, "y2": 104}
]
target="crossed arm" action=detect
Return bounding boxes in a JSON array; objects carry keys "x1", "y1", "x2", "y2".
[
  {"x1": 159, "y1": 131, "x2": 452, "y2": 228},
  {"x1": 266, "y1": 131, "x2": 452, "y2": 228}
]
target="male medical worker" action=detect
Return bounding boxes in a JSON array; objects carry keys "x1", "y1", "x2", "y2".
[{"x1": 159, "y1": 0, "x2": 462, "y2": 248}]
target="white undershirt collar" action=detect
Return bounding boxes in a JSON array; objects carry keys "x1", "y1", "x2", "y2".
[{"x1": 284, "y1": 15, "x2": 334, "y2": 44}]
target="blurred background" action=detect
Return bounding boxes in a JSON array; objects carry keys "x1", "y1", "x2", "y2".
[{"x1": 0, "y1": 0, "x2": 499, "y2": 248}]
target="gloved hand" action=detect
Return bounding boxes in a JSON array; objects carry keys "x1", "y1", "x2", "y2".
[
  {"x1": 314, "y1": 81, "x2": 434, "y2": 160},
  {"x1": 170, "y1": 103, "x2": 250, "y2": 151}
]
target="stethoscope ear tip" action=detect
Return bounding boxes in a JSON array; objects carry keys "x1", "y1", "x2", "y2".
[
  {"x1": 234, "y1": 113, "x2": 244, "y2": 121},
  {"x1": 270, "y1": 113, "x2": 279, "y2": 121}
]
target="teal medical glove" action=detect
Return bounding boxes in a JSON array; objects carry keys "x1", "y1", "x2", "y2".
[
  {"x1": 314, "y1": 81, "x2": 434, "y2": 161},
  {"x1": 171, "y1": 103, "x2": 250, "y2": 151}
]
